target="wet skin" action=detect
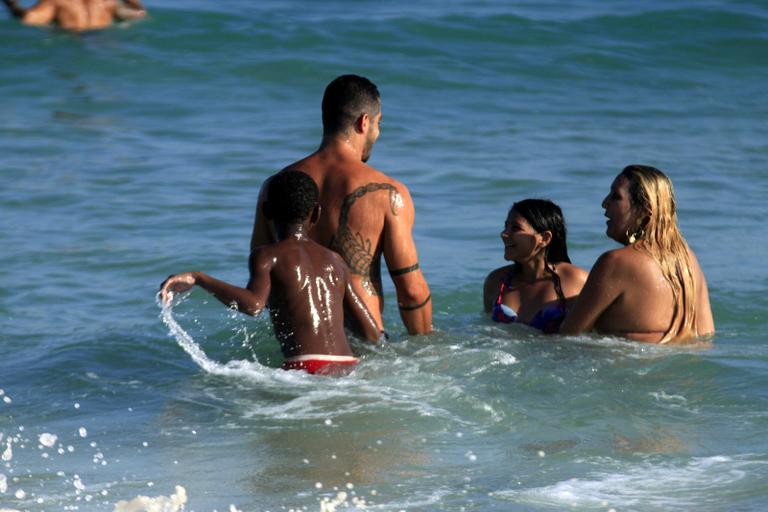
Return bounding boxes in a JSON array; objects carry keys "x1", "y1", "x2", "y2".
[
  {"x1": 483, "y1": 209, "x2": 587, "y2": 324},
  {"x1": 161, "y1": 223, "x2": 380, "y2": 360},
  {"x1": 3, "y1": 0, "x2": 145, "y2": 31},
  {"x1": 560, "y1": 175, "x2": 715, "y2": 342},
  {"x1": 250, "y1": 107, "x2": 432, "y2": 335}
]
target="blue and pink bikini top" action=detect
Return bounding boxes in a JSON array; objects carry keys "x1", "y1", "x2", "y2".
[{"x1": 490, "y1": 272, "x2": 567, "y2": 334}]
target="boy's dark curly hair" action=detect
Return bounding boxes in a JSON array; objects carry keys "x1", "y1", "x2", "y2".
[{"x1": 265, "y1": 170, "x2": 319, "y2": 223}]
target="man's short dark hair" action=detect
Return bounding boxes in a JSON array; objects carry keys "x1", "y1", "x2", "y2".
[
  {"x1": 321, "y1": 74, "x2": 380, "y2": 136},
  {"x1": 265, "y1": 171, "x2": 319, "y2": 223}
]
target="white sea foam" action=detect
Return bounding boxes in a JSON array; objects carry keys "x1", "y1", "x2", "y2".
[
  {"x1": 493, "y1": 352, "x2": 518, "y2": 366},
  {"x1": 39, "y1": 433, "x2": 57, "y2": 448},
  {"x1": 1, "y1": 440, "x2": 12, "y2": 462},
  {"x1": 650, "y1": 391, "x2": 688, "y2": 404},
  {"x1": 73, "y1": 475, "x2": 86, "y2": 491},
  {"x1": 649, "y1": 391, "x2": 700, "y2": 414},
  {"x1": 320, "y1": 491, "x2": 350, "y2": 512},
  {"x1": 563, "y1": 334, "x2": 710, "y2": 361},
  {"x1": 493, "y1": 455, "x2": 761, "y2": 509},
  {"x1": 113, "y1": 485, "x2": 187, "y2": 512}
]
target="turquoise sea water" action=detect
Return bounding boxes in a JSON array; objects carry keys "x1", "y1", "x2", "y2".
[{"x1": 1, "y1": 1, "x2": 768, "y2": 510}]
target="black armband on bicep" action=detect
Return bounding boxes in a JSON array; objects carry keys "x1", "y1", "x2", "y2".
[
  {"x1": 389, "y1": 263, "x2": 419, "y2": 277},
  {"x1": 398, "y1": 294, "x2": 431, "y2": 311}
]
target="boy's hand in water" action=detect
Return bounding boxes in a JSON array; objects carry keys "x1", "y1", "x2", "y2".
[{"x1": 159, "y1": 272, "x2": 198, "y2": 303}]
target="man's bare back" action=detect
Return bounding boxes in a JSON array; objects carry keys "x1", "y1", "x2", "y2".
[
  {"x1": 3, "y1": 0, "x2": 145, "y2": 31},
  {"x1": 283, "y1": 150, "x2": 406, "y2": 296},
  {"x1": 250, "y1": 75, "x2": 432, "y2": 335}
]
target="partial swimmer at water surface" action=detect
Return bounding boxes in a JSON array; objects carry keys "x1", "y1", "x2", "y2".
[
  {"x1": 2, "y1": 0, "x2": 146, "y2": 31},
  {"x1": 560, "y1": 165, "x2": 715, "y2": 343},
  {"x1": 483, "y1": 199, "x2": 588, "y2": 333}
]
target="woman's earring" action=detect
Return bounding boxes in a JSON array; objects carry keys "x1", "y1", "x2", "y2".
[{"x1": 626, "y1": 226, "x2": 644, "y2": 244}]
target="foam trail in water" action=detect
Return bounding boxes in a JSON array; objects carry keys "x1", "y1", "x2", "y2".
[
  {"x1": 493, "y1": 455, "x2": 760, "y2": 509},
  {"x1": 158, "y1": 297, "x2": 277, "y2": 382}
]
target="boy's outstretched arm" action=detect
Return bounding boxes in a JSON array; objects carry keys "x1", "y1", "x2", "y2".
[{"x1": 159, "y1": 251, "x2": 272, "y2": 316}]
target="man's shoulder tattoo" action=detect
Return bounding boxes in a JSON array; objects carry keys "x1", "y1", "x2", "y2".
[{"x1": 330, "y1": 182, "x2": 401, "y2": 296}]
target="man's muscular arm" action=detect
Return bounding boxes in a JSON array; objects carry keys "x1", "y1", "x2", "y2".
[
  {"x1": 382, "y1": 183, "x2": 432, "y2": 335},
  {"x1": 250, "y1": 176, "x2": 276, "y2": 254},
  {"x1": 341, "y1": 261, "x2": 382, "y2": 343}
]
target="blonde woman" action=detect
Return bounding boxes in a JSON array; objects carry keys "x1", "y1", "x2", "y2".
[{"x1": 561, "y1": 165, "x2": 714, "y2": 343}]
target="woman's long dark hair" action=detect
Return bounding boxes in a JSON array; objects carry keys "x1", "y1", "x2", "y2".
[{"x1": 511, "y1": 199, "x2": 571, "y2": 303}]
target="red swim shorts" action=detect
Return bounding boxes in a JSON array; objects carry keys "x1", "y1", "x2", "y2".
[{"x1": 281, "y1": 354, "x2": 360, "y2": 376}]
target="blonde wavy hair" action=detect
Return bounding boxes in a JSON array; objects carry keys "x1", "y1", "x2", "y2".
[{"x1": 620, "y1": 165, "x2": 697, "y2": 341}]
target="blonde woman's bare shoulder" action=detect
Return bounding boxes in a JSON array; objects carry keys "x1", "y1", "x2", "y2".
[
  {"x1": 555, "y1": 262, "x2": 588, "y2": 296},
  {"x1": 557, "y1": 262, "x2": 588, "y2": 279}
]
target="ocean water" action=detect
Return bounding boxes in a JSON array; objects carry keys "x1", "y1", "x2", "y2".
[{"x1": 1, "y1": 1, "x2": 768, "y2": 510}]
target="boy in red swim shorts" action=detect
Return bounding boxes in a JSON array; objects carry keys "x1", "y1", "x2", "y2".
[{"x1": 160, "y1": 171, "x2": 382, "y2": 375}]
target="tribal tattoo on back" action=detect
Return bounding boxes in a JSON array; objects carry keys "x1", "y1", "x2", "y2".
[{"x1": 330, "y1": 183, "x2": 400, "y2": 296}]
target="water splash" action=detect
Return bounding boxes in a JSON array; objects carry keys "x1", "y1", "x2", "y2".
[
  {"x1": 1, "y1": 439, "x2": 12, "y2": 462},
  {"x1": 39, "y1": 433, "x2": 58, "y2": 448},
  {"x1": 158, "y1": 296, "x2": 276, "y2": 383}
]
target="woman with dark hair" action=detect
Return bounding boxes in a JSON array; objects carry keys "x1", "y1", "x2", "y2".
[
  {"x1": 560, "y1": 165, "x2": 714, "y2": 343},
  {"x1": 483, "y1": 199, "x2": 588, "y2": 333}
]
